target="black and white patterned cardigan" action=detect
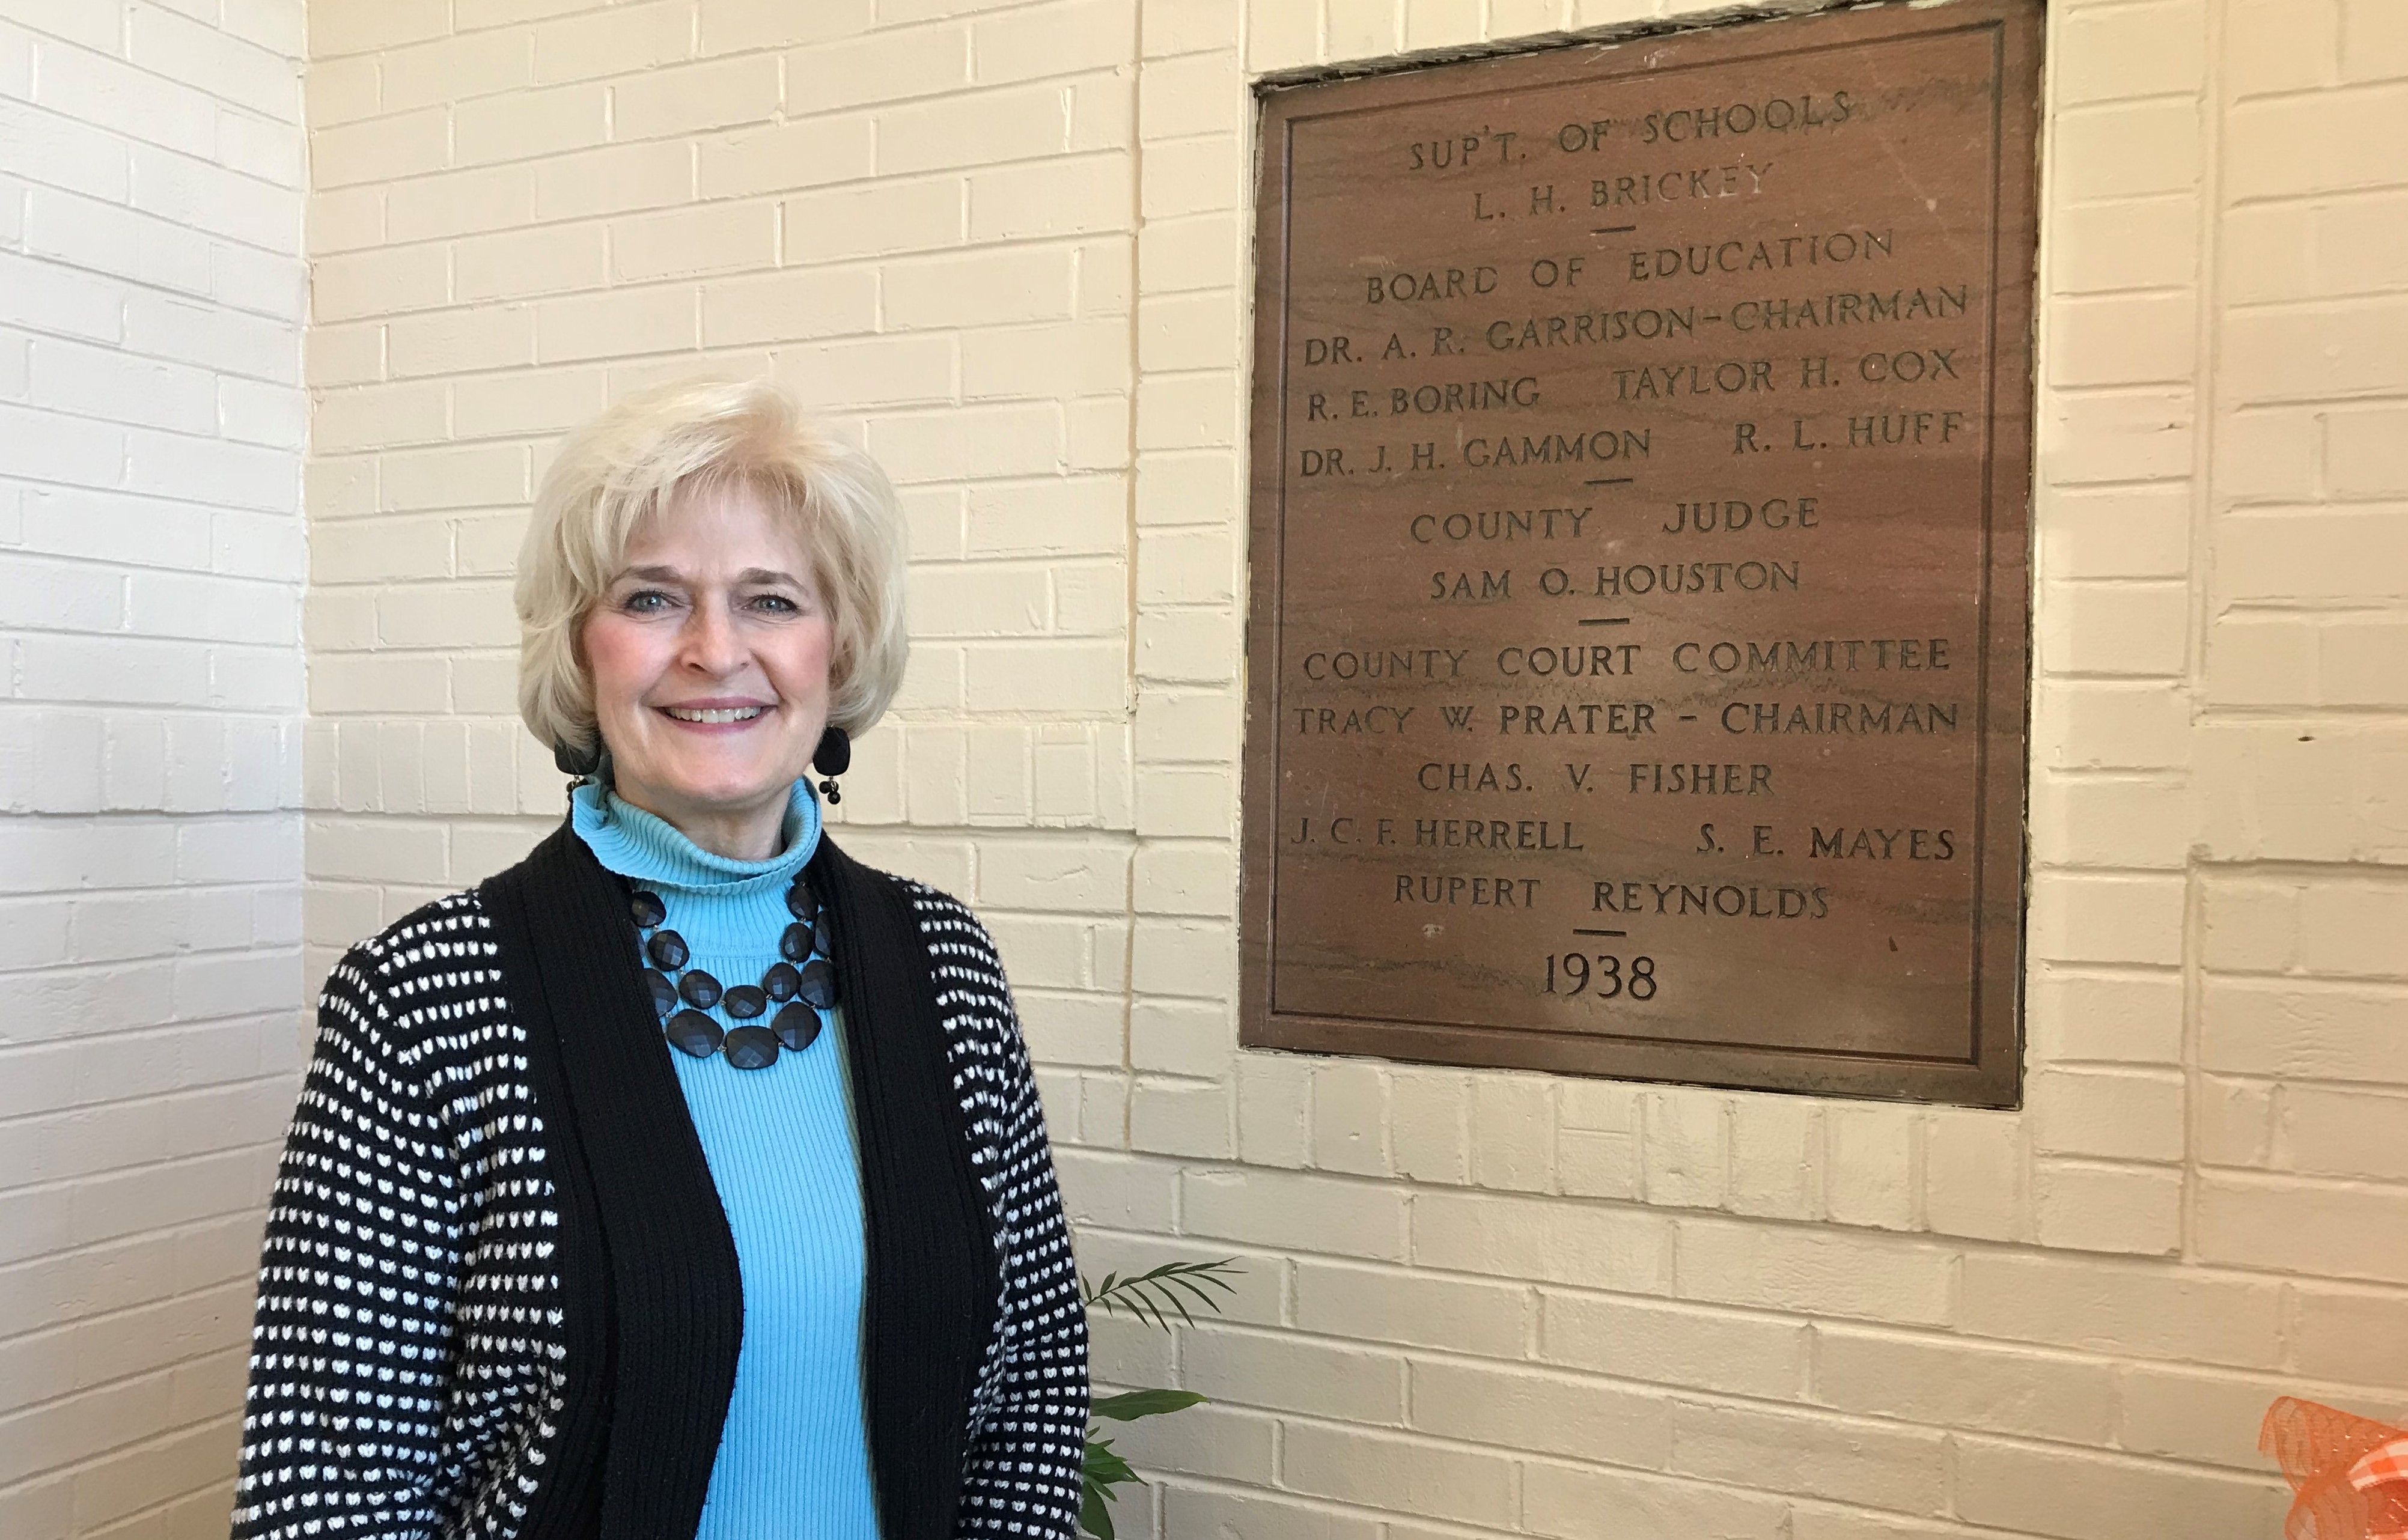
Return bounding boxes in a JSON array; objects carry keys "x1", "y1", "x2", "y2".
[{"x1": 230, "y1": 824, "x2": 1089, "y2": 1540}]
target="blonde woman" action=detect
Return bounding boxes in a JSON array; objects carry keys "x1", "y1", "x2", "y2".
[{"x1": 230, "y1": 380, "x2": 1088, "y2": 1540}]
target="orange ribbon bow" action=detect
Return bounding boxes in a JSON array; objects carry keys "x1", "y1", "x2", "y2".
[{"x1": 2263, "y1": 1397, "x2": 2408, "y2": 1540}]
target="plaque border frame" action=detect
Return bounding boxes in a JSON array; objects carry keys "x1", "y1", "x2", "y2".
[{"x1": 1237, "y1": 0, "x2": 2042, "y2": 1107}]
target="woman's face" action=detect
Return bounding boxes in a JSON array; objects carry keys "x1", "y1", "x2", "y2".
[{"x1": 581, "y1": 484, "x2": 833, "y2": 853}]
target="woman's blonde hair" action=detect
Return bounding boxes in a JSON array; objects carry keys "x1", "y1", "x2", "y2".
[{"x1": 514, "y1": 377, "x2": 909, "y2": 759}]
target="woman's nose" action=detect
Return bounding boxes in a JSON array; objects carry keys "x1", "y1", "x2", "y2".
[{"x1": 680, "y1": 601, "x2": 746, "y2": 674}]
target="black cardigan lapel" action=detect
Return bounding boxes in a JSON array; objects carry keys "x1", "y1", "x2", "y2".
[
  {"x1": 484, "y1": 826, "x2": 742, "y2": 1540},
  {"x1": 812, "y1": 836, "x2": 1000, "y2": 1540},
  {"x1": 478, "y1": 844, "x2": 615, "y2": 1540}
]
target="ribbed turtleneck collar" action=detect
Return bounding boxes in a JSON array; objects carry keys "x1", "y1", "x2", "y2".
[{"x1": 569, "y1": 777, "x2": 821, "y2": 895}]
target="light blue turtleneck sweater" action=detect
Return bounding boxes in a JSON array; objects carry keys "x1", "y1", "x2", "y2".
[{"x1": 570, "y1": 778, "x2": 880, "y2": 1540}]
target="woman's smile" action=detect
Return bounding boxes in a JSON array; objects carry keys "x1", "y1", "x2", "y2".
[{"x1": 659, "y1": 699, "x2": 775, "y2": 727}]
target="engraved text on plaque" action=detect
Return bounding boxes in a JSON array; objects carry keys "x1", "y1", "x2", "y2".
[{"x1": 1239, "y1": 0, "x2": 2040, "y2": 1104}]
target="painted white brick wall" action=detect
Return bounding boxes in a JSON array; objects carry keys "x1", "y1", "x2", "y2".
[
  {"x1": 0, "y1": 1, "x2": 307, "y2": 1536},
  {"x1": 291, "y1": 0, "x2": 2408, "y2": 1537}
]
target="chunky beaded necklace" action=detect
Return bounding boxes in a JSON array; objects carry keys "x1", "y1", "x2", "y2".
[{"x1": 628, "y1": 871, "x2": 838, "y2": 1071}]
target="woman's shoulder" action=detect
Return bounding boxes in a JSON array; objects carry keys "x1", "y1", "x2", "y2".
[
  {"x1": 328, "y1": 889, "x2": 502, "y2": 993},
  {"x1": 829, "y1": 852, "x2": 1019, "y2": 1030},
  {"x1": 900, "y1": 878, "x2": 1004, "y2": 964},
  {"x1": 319, "y1": 891, "x2": 512, "y2": 1076},
  {"x1": 821, "y1": 841, "x2": 1004, "y2": 966},
  {"x1": 303, "y1": 891, "x2": 514, "y2": 1133}
]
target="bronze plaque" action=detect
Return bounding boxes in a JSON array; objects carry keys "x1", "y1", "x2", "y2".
[{"x1": 1240, "y1": 0, "x2": 2038, "y2": 1104}]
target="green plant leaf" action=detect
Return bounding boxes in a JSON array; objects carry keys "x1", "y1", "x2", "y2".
[
  {"x1": 1093, "y1": 1389, "x2": 1207, "y2": 1422},
  {"x1": 1079, "y1": 1479, "x2": 1115, "y2": 1540},
  {"x1": 1081, "y1": 1434, "x2": 1138, "y2": 1538},
  {"x1": 1081, "y1": 1259, "x2": 1241, "y2": 1331},
  {"x1": 1084, "y1": 1437, "x2": 1139, "y2": 1487}
]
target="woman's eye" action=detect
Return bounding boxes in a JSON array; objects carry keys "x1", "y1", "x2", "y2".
[
  {"x1": 749, "y1": 592, "x2": 800, "y2": 614},
  {"x1": 621, "y1": 589, "x2": 675, "y2": 613}
]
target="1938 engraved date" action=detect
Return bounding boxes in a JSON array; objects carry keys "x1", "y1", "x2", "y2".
[{"x1": 1542, "y1": 952, "x2": 1659, "y2": 999}]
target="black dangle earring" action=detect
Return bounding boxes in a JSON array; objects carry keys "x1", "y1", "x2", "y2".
[
  {"x1": 812, "y1": 725, "x2": 850, "y2": 806},
  {"x1": 553, "y1": 736, "x2": 602, "y2": 777},
  {"x1": 554, "y1": 737, "x2": 605, "y2": 811}
]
